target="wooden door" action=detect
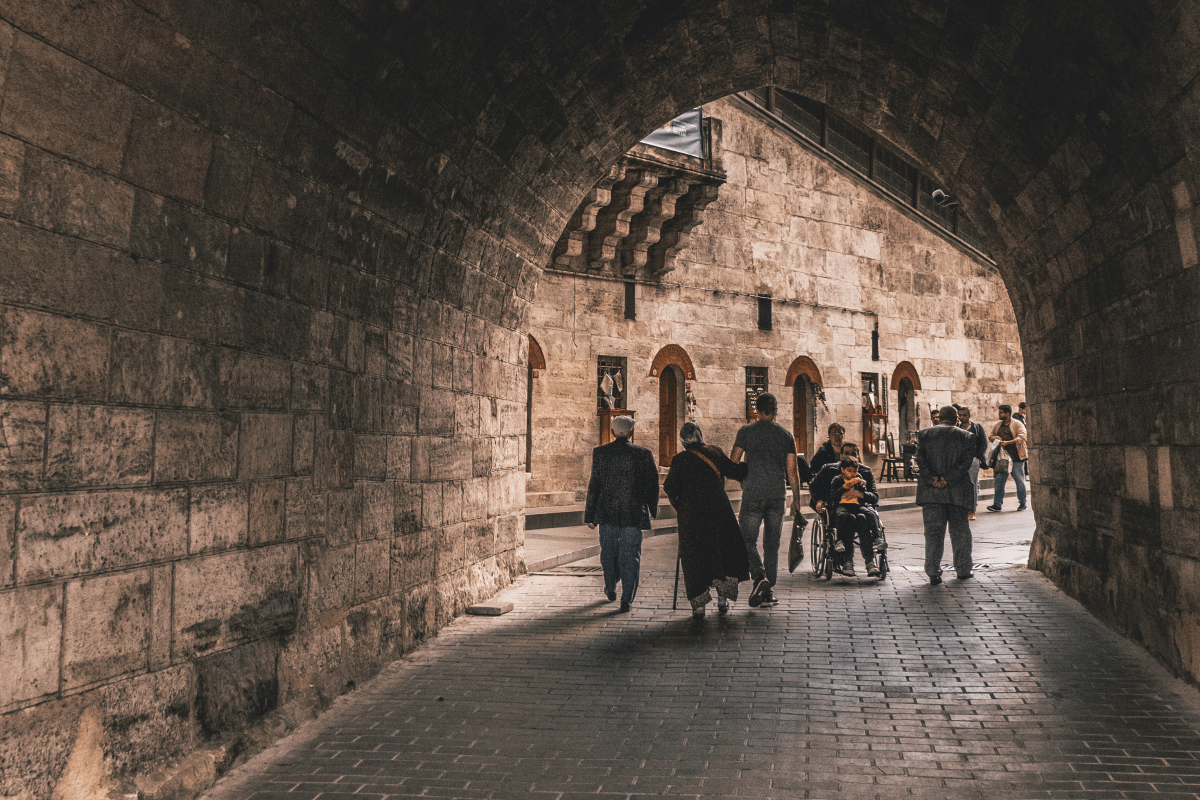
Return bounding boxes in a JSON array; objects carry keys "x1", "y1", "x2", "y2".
[
  {"x1": 793, "y1": 379, "x2": 810, "y2": 459},
  {"x1": 659, "y1": 367, "x2": 677, "y2": 466},
  {"x1": 526, "y1": 363, "x2": 533, "y2": 473}
]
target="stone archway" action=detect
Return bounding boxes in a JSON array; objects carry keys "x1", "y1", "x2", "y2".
[
  {"x1": 891, "y1": 362, "x2": 922, "y2": 445},
  {"x1": 649, "y1": 345, "x2": 696, "y2": 467},
  {"x1": 4, "y1": 2, "x2": 1200, "y2": 791},
  {"x1": 526, "y1": 335, "x2": 546, "y2": 473},
  {"x1": 784, "y1": 356, "x2": 824, "y2": 460}
]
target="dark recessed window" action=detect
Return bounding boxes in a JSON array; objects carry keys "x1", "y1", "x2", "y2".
[
  {"x1": 624, "y1": 281, "x2": 636, "y2": 320},
  {"x1": 757, "y1": 295, "x2": 772, "y2": 331}
]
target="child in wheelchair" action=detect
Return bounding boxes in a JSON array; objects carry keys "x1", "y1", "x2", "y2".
[{"x1": 827, "y1": 456, "x2": 883, "y2": 577}]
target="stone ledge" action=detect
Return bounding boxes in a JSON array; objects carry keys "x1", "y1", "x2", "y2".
[{"x1": 466, "y1": 601, "x2": 513, "y2": 616}]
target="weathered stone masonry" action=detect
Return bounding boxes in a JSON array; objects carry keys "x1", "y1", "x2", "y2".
[
  {"x1": 0, "y1": 4, "x2": 530, "y2": 797},
  {"x1": 1, "y1": 0, "x2": 1200, "y2": 797}
]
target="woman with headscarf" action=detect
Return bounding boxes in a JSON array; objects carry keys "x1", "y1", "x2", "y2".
[{"x1": 662, "y1": 422, "x2": 752, "y2": 618}]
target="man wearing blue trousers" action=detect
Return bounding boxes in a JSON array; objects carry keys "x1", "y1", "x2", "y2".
[{"x1": 585, "y1": 415, "x2": 660, "y2": 612}]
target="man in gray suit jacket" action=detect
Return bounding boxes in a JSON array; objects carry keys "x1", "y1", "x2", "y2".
[
  {"x1": 916, "y1": 404, "x2": 978, "y2": 584},
  {"x1": 585, "y1": 416, "x2": 660, "y2": 612}
]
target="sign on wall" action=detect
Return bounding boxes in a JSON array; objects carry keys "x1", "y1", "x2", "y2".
[{"x1": 639, "y1": 108, "x2": 704, "y2": 157}]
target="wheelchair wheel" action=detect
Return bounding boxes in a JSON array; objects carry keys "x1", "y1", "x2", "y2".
[
  {"x1": 877, "y1": 553, "x2": 889, "y2": 580},
  {"x1": 810, "y1": 514, "x2": 825, "y2": 575}
]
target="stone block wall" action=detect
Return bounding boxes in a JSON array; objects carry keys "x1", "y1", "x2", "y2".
[
  {"x1": 529, "y1": 98, "x2": 1024, "y2": 496},
  {"x1": 3, "y1": 0, "x2": 1200, "y2": 796},
  {"x1": 0, "y1": 5, "x2": 532, "y2": 797}
]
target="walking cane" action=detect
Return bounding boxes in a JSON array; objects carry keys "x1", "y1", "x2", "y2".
[{"x1": 672, "y1": 554, "x2": 681, "y2": 611}]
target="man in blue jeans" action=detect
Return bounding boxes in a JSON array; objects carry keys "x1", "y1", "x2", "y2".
[
  {"x1": 584, "y1": 415, "x2": 660, "y2": 612},
  {"x1": 987, "y1": 404, "x2": 1028, "y2": 512},
  {"x1": 730, "y1": 393, "x2": 809, "y2": 608}
]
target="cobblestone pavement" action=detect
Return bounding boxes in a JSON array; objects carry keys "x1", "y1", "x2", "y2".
[{"x1": 208, "y1": 509, "x2": 1200, "y2": 800}]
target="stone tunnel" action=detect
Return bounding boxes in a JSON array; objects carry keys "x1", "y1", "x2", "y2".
[{"x1": 0, "y1": 0, "x2": 1198, "y2": 796}]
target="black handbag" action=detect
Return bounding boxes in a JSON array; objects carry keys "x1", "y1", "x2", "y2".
[{"x1": 787, "y1": 515, "x2": 806, "y2": 573}]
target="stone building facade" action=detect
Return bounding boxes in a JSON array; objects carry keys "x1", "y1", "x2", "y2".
[{"x1": 529, "y1": 96, "x2": 1024, "y2": 498}]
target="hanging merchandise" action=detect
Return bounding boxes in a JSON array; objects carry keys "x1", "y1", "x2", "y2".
[{"x1": 600, "y1": 371, "x2": 616, "y2": 409}]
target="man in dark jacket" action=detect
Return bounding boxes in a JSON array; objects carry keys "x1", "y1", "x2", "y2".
[
  {"x1": 808, "y1": 423, "x2": 846, "y2": 475},
  {"x1": 955, "y1": 404, "x2": 988, "y2": 520},
  {"x1": 585, "y1": 415, "x2": 660, "y2": 612},
  {"x1": 916, "y1": 404, "x2": 978, "y2": 584}
]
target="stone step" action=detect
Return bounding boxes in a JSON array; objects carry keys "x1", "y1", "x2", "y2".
[{"x1": 524, "y1": 490, "x2": 577, "y2": 507}]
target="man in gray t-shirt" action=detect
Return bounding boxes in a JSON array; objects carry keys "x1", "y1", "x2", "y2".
[{"x1": 730, "y1": 393, "x2": 810, "y2": 607}]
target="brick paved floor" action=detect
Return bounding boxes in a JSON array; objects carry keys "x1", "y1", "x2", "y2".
[{"x1": 208, "y1": 512, "x2": 1200, "y2": 800}]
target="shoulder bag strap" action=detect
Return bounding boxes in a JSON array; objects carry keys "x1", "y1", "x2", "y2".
[{"x1": 691, "y1": 449, "x2": 722, "y2": 477}]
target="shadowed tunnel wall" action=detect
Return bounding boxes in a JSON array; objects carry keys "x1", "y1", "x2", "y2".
[{"x1": 0, "y1": 0, "x2": 1197, "y2": 795}]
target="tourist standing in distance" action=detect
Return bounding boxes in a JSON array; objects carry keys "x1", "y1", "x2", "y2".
[
  {"x1": 1014, "y1": 400, "x2": 1030, "y2": 478},
  {"x1": 809, "y1": 423, "x2": 846, "y2": 475},
  {"x1": 955, "y1": 404, "x2": 988, "y2": 521},
  {"x1": 662, "y1": 422, "x2": 751, "y2": 618},
  {"x1": 916, "y1": 404, "x2": 978, "y2": 584},
  {"x1": 584, "y1": 415, "x2": 660, "y2": 612},
  {"x1": 987, "y1": 404, "x2": 1028, "y2": 512},
  {"x1": 730, "y1": 393, "x2": 809, "y2": 608}
]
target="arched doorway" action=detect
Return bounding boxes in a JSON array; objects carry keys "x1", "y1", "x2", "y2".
[
  {"x1": 892, "y1": 362, "x2": 922, "y2": 446},
  {"x1": 658, "y1": 365, "x2": 686, "y2": 466},
  {"x1": 650, "y1": 345, "x2": 697, "y2": 467},
  {"x1": 784, "y1": 356, "x2": 824, "y2": 461},
  {"x1": 526, "y1": 335, "x2": 547, "y2": 474}
]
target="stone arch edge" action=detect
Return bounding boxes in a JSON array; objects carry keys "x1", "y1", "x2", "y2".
[
  {"x1": 784, "y1": 355, "x2": 823, "y2": 388},
  {"x1": 528, "y1": 334, "x2": 547, "y2": 372},
  {"x1": 649, "y1": 344, "x2": 696, "y2": 381},
  {"x1": 891, "y1": 361, "x2": 922, "y2": 391}
]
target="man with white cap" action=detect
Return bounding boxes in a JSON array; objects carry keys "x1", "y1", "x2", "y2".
[{"x1": 584, "y1": 415, "x2": 660, "y2": 612}]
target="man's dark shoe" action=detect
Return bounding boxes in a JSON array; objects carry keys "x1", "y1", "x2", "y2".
[
  {"x1": 618, "y1": 601, "x2": 631, "y2": 613},
  {"x1": 759, "y1": 589, "x2": 779, "y2": 607},
  {"x1": 986, "y1": 505, "x2": 1001, "y2": 512},
  {"x1": 748, "y1": 578, "x2": 770, "y2": 608},
  {"x1": 930, "y1": 574, "x2": 943, "y2": 585},
  {"x1": 1017, "y1": 504, "x2": 1027, "y2": 511},
  {"x1": 957, "y1": 572, "x2": 974, "y2": 580},
  {"x1": 605, "y1": 589, "x2": 616, "y2": 602}
]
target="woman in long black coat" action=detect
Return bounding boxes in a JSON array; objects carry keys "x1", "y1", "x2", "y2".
[{"x1": 662, "y1": 422, "x2": 751, "y2": 617}]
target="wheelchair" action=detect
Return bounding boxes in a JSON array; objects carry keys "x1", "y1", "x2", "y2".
[{"x1": 810, "y1": 505, "x2": 889, "y2": 581}]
